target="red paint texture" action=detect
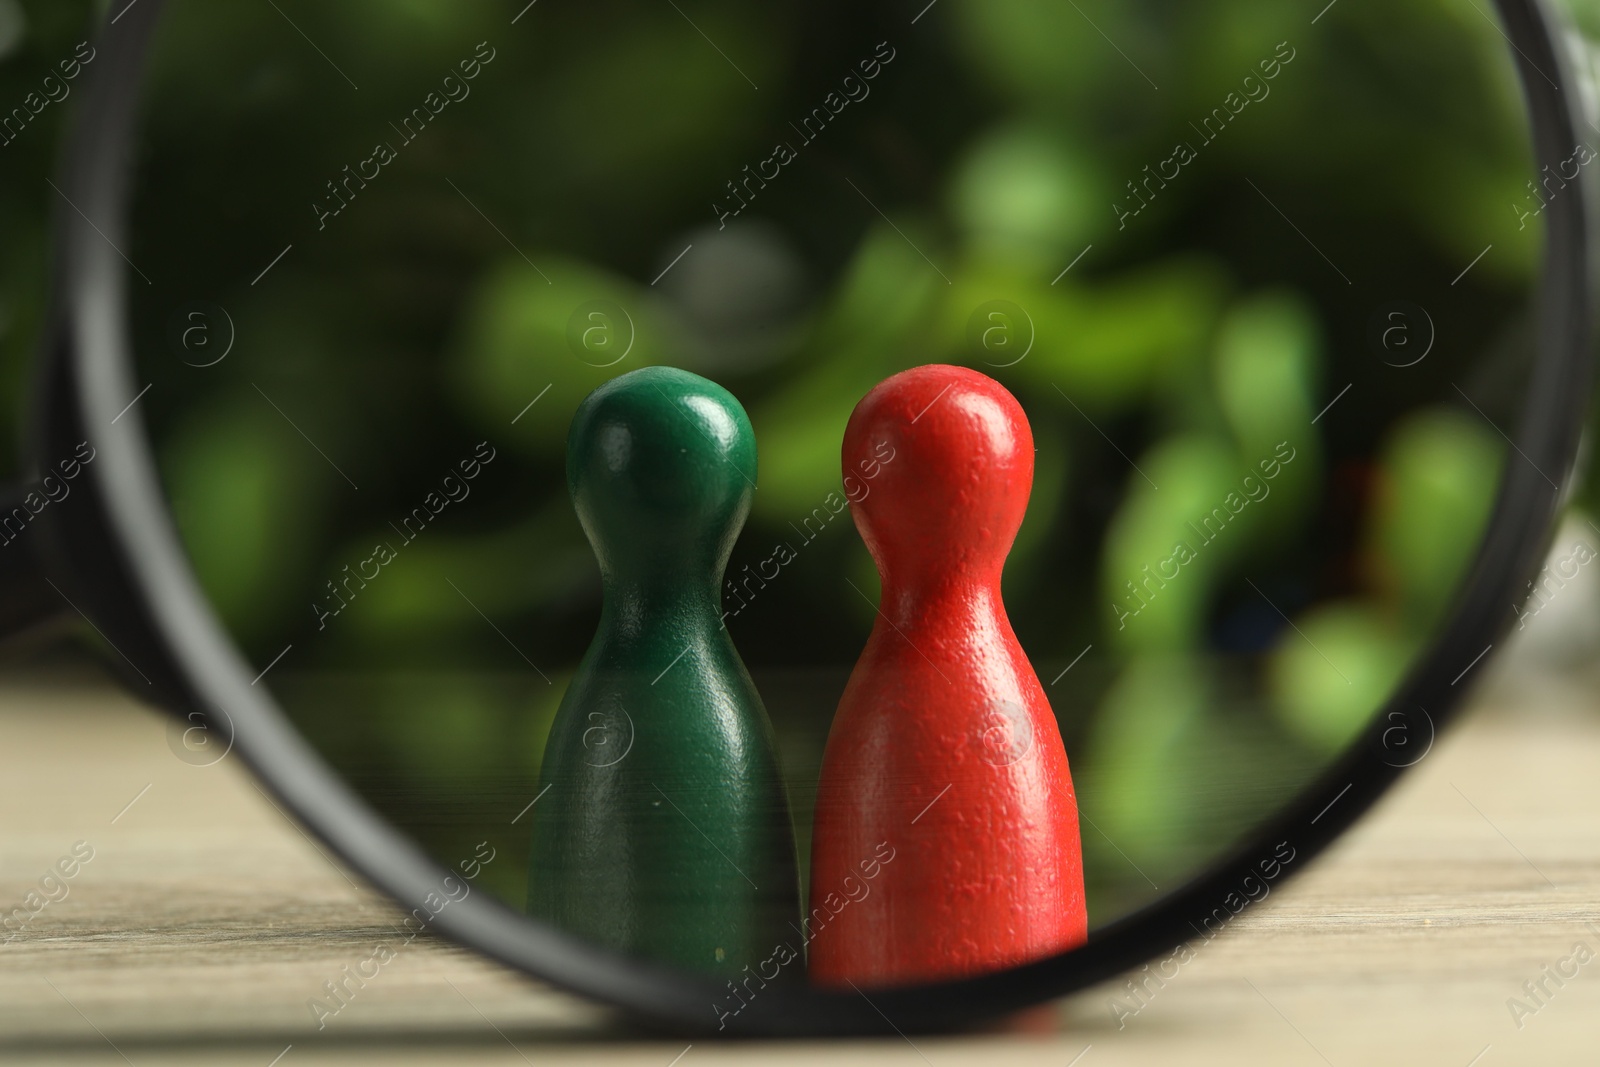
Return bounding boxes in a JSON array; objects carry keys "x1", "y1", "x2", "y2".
[{"x1": 808, "y1": 364, "x2": 1087, "y2": 987}]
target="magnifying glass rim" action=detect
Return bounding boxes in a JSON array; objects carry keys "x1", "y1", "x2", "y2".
[{"x1": 36, "y1": 0, "x2": 1595, "y2": 1036}]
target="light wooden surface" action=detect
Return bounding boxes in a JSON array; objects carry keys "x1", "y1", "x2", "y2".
[{"x1": 1, "y1": 664, "x2": 1597, "y2": 1066}]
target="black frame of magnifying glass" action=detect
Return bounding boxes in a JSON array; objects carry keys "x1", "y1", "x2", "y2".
[{"x1": 12, "y1": 0, "x2": 1595, "y2": 1037}]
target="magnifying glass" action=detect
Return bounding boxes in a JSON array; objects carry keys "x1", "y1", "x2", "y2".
[{"x1": 4, "y1": 0, "x2": 1593, "y2": 1034}]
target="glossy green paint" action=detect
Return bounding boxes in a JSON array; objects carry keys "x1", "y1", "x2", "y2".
[{"x1": 527, "y1": 366, "x2": 801, "y2": 977}]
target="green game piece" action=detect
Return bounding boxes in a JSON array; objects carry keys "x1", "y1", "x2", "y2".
[{"x1": 526, "y1": 366, "x2": 802, "y2": 978}]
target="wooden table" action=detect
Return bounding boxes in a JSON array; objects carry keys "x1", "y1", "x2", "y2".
[{"x1": 1, "y1": 665, "x2": 1596, "y2": 1065}]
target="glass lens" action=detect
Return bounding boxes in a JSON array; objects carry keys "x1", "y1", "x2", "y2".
[
  {"x1": 112, "y1": 0, "x2": 1542, "y2": 991},
  {"x1": 0, "y1": 1, "x2": 85, "y2": 480}
]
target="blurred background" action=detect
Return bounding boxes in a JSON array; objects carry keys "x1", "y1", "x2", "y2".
[{"x1": 4, "y1": 0, "x2": 1597, "y2": 958}]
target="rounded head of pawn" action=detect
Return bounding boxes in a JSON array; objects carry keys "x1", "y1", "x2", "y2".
[
  {"x1": 566, "y1": 366, "x2": 756, "y2": 584},
  {"x1": 842, "y1": 364, "x2": 1034, "y2": 585}
]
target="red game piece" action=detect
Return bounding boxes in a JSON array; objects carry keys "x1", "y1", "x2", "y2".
[{"x1": 807, "y1": 364, "x2": 1087, "y2": 988}]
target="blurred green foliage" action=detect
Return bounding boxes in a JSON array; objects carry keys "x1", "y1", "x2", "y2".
[
  {"x1": 1370, "y1": 410, "x2": 1508, "y2": 626},
  {"x1": 0, "y1": 0, "x2": 1542, "y2": 931}
]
